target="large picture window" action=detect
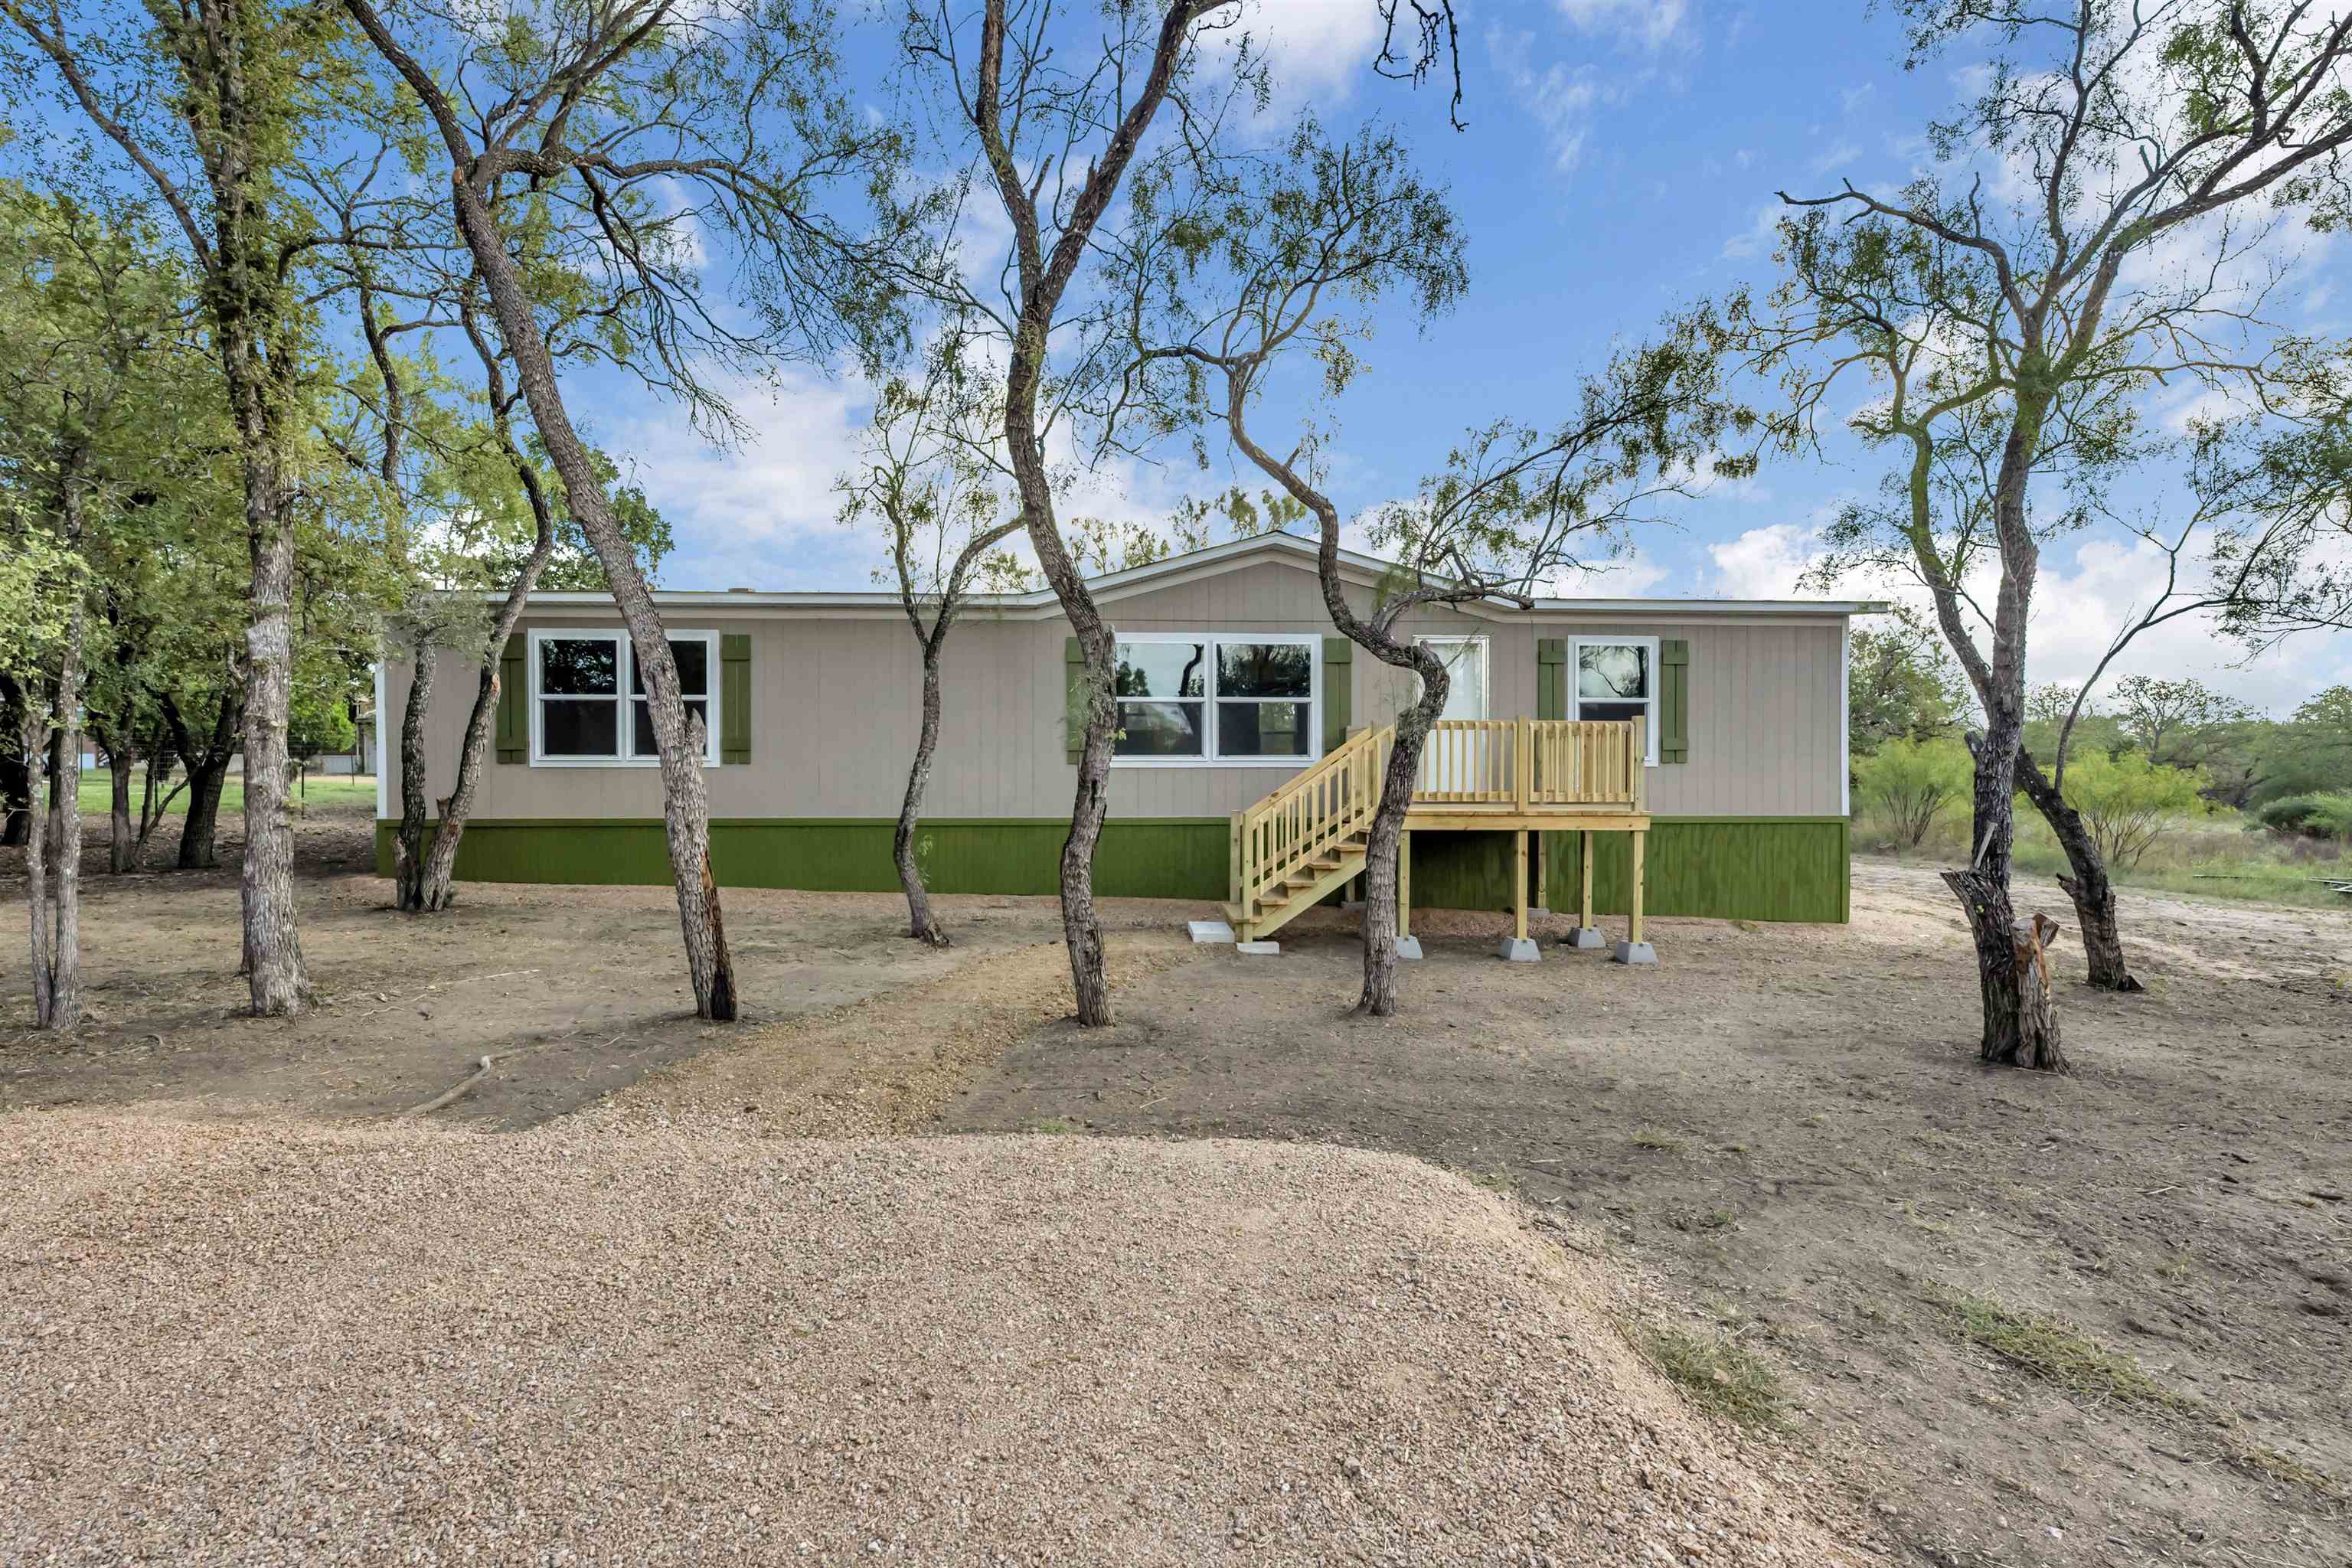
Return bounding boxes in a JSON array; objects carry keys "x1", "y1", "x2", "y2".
[
  {"x1": 1570, "y1": 636, "x2": 1660, "y2": 766},
  {"x1": 531, "y1": 629, "x2": 719, "y2": 766},
  {"x1": 1112, "y1": 634, "x2": 1315, "y2": 765}
]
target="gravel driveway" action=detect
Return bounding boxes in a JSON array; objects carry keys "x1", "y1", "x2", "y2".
[{"x1": 4, "y1": 1112, "x2": 1875, "y2": 1566}]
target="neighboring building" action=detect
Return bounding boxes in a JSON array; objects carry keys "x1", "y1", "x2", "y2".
[{"x1": 374, "y1": 533, "x2": 1874, "y2": 923}]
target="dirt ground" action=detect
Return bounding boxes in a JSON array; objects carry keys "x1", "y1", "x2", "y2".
[
  {"x1": 7, "y1": 805, "x2": 2348, "y2": 1567},
  {"x1": 937, "y1": 861, "x2": 2352, "y2": 1568},
  {"x1": 0, "y1": 806, "x2": 1070, "y2": 1125}
]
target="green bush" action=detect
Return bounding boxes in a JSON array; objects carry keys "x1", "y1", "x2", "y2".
[
  {"x1": 2256, "y1": 790, "x2": 2352, "y2": 839},
  {"x1": 2057, "y1": 750, "x2": 2209, "y2": 871},
  {"x1": 1854, "y1": 737, "x2": 1974, "y2": 848}
]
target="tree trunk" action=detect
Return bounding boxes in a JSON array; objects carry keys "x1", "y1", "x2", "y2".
[
  {"x1": 1356, "y1": 666, "x2": 1448, "y2": 1015},
  {"x1": 416, "y1": 418, "x2": 558, "y2": 915},
  {"x1": 2016, "y1": 752, "x2": 2141, "y2": 993},
  {"x1": 22, "y1": 609, "x2": 87, "y2": 1030},
  {"x1": 414, "y1": 648, "x2": 505, "y2": 912},
  {"x1": 1945, "y1": 867, "x2": 2066, "y2": 1071},
  {"x1": 1059, "y1": 626, "x2": 1116, "y2": 1025},
  {"x1": 394, "y1": 641, "x2": 436, "y2": 911},
  {"x1": 106, "y1": 740, "x2": 133, "y2": 874},
  {"x1": 178, "y1": 756, "x2": 230, "y2": 870},
  {"x1": 0, "y1": 673, "x2": 26, "y2": 849},
  {"x1": 21, "y1": 708, "x2": 53, "y2": 1027},
  {"x1": 236, "y1": 475, "x2": 308, "y2": 1013},
  {"x1": 896, "y1": 646, "x2": 950, "y2": 947},
  {"x1": 402, "y1": 124, "x2": 735, "y2": 1019},
  {"x1": 1948, "y1": 728, "x2": 2064, "y2": 1067}
]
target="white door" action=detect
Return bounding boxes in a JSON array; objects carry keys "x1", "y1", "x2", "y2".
[{"x1": 1416, "y1": 636, "x2": 1488, "y2": 795}]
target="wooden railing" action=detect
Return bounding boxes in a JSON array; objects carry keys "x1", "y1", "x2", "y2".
[
  {"x1": 1232, "y1": 723, "x2": 1396, "y2": 916},
  {"x1": 1228, "y1": 718, "x2": 1648, "y2": 916},
  {"x1": 1416, "y1": 716, "x2": 1648, "y2": 810}
]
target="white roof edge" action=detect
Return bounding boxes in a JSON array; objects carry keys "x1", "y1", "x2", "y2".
[{"x1": 504, "y1": 531, "x2": 1888, "y2": 616}]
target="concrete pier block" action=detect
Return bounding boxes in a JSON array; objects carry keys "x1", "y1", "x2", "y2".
[
  {"x1": 1563, "y1": 928, "x2": 1606, "y2": 950},
  {"x1": 1497, "y1": 936, "x2": 1542, "y2": 963},
  {"x1": 1236, "y1": 940, "x2": 1281, "y2": 956},
  {"x1": 1612, "y1": 940, "x2": 1658, "y2": 965},
  {"x1": 1394, "y1": 936, "x2": 1423, "y2": 961}
]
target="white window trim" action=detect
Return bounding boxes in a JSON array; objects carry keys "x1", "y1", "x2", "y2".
[
  {"x1": 1109, "y1": 631, "x2": 1320, "y2": 769},
  {"x1": 1413, "y1": 635, "x2": 1490, "y2": 719},
  {"x1": 1568, "y1": 634, "x2": 1661, "y2": 767},
  {"x1": 528, "y1": 626, "x2": 721, "y2": 768}
]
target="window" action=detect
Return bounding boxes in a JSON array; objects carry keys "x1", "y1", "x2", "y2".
[
  {"x1": 531, "y1": 629, "x2": 719, "y2": 766},
  {"x1": 1414, "y1": 636, "x2": 1488, "y2": 720},
  {"x1": 1112, "y1": 634, "x2": 1315, "y2": 765},
  {"x1": 1570, "y1": 636, "x2": 1659, "y2": 765}
]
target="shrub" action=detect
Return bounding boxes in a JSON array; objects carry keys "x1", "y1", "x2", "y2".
[
  {"x1": 2253, "y1": 789, "x2": 2352, "y2": 840},
  {"x1": 2056, "y1": 750, "x2": 2209, "y2": 871},
  {"x1": 1854, "y1": 737, "x2": 1973, "y2": 848}
]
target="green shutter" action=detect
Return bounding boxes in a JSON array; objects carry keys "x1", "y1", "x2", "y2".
[
  {"x1": 720, "y1": 633, "x2": 752, "y2": 764},
  {"x1": 1660, "y1": 638, "x2": 1690, "y2": 764},
  {"x1": 1536, "y1": 638, "x2": 1566, "y2": 721},
  {"x1": 495, "y1": 642, "x2": 527, "y2": 763},
  {"x1": 1321, "y1": 635, "x2": 1354, "y2": 752},
  {"x1": 1065, "y1": 635, "x2": 1088, "y2": 766}
]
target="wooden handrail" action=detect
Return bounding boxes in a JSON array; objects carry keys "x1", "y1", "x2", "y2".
[{"x1": 1229, "y1": 718, "x2": 1647, "y2": 922}]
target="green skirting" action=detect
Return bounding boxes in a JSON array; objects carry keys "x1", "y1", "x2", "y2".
[{"x1": 375, "y1": 813, "x2": 1852, "y2": 923}]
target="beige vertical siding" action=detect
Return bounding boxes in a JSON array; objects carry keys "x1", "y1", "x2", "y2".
[{"x1": 384, "y1": 556, "x2": 1848, "y2": 824}]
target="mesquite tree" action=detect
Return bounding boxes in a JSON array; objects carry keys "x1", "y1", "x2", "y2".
[
  {"x1": 1120, "y1": 119, "x2": 1756, "y2": 1013},
  {"x1": 1756, "y1": 0, "x2": 2352, "y2": 1067},
  {"x1": 3, "y1": 0, "x2": 364, "y2": 1014},
  {"x1": 343, "y1": 0, "x2": 915, "y2": 1020},
  {"x1": 898, "y1": 0, "x2": 1468, "y2": 1025},
  {"x1": 838, "y1": 351, "x2": 1024, "y2": 947},
  {"x1": 0, "y1": 183, "x2": 230, "y2": 1022}
]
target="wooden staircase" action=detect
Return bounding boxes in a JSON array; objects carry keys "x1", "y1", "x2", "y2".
[
  {"x1": 1226, "y1": 726, "x2": 1390, "y2": 941},
  {"x1": 1223, "y1": 716, "x2": 1652, "y2": 944}
]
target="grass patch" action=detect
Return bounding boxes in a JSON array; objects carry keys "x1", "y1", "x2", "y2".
[
  {"x1": 1629, "y1": 1129, "x2": 1685, "y2": 1153},
  {"x1": 2226, "y1": 1439, "x2": 2341, "y2": 1498},
  {"x1": 1857, "y1": 812, "x2": 2350, "y2": 911},
  {"x1": 1924, "y1": 1282, "x2": 2194, "y2": 1413},
  {"x1": 1622, "y1": 1320, "x2": 1791, "y2": 1433},
  {"x1": 72, "y1": 767, "x2": 376, "y2": 818},
  {"x1": 1027, "y1": 1116, "x2": 1080, "y2": 1135}
]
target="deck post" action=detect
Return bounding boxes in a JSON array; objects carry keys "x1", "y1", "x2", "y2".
[
  {"x1": 1398, "y1": 830, "x2": 1412, "y2": 939},
  {"x1": 1580, "y1": 830, "x2": 1594, "y2": 927},
  {"x1": 1629, "y1": 829, "x2": 1645, "y2": 942},
  {"x1": 1612, "y1": 827, "x2": 1657, "y2": 964},
  {"x1": 1514, "y1": 829, "x2": 1529, "y2": 941}
]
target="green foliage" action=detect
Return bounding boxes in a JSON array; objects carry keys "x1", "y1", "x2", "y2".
[
  {"x1": 1854, "y1": 737, "x2": 1974, "y2": 849},
  {"x1": 286, "y1": 688, "x2": 356, "y2": 760},
  {"x1": 1622, "y1": 1320, "x2": 1792, "y2": 1434},
  {"x1": 1848, "y1": 606, "x2": 1968, "y2": 755},
  {"x1": 2260, "y1": 791, "x2": 2352, "y2": 841},
  {"x1": 2056, "y1": 750, "x2": 2210, "y2": 871}
]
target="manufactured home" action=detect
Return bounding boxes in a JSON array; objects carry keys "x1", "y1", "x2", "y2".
[{"x1": 375, "y1": 533, "x2": 1873, "y2": 935}]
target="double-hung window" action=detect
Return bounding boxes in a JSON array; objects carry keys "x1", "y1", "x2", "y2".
[
  {"x1": 1112, "y1": 634, "x2": 1315, "y2": 765},
  {"x1": 1570, "y1": 636, "x2": 1660, "y2": 766},
  {"x1": 531, "y1": 628, "x2": 719, "y2": 766}
]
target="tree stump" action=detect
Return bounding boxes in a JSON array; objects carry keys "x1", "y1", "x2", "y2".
[{"x1": 1942, "y1": 868, "x2": 2067, "y2": 1072}]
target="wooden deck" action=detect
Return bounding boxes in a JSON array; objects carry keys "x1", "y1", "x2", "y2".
[{"x1": 1227, "y1": 717, "x2": 1653, "y2": 947}]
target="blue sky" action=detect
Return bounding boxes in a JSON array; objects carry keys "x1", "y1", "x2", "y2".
[
  {"x1": 604, "y1": 0, "x2": 2350, "y2": 717},
  {"x1": 12, "y1": 0, "x2": 2337, "y2": 715}
]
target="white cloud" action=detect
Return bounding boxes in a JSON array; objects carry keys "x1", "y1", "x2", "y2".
[
  {"x1": 1695, "y1": 520, "x2": 2352, "y2": 715},
  {"x1": 1543, "y1": 548, "x2": 1671, "y2": 597},
  {"x1": 1720, "y1": 201, "x2": 1783, "y2": 260},
  {"x1": 1228, "y1": 0, "x2": 1389, "y2": 104},
  {"x1": 587, "y1": 362, "x2": 874, "y2": 590},
  {"x1": 1554, "y1": 0, "x2": 1691, "y2": 51},
  {"x1": 1488, "y1": 38, "x2": 1606, "y2": 173},
  {"x1": 1810, "y1": 138, "x2": 1861, "y2": 176}
]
